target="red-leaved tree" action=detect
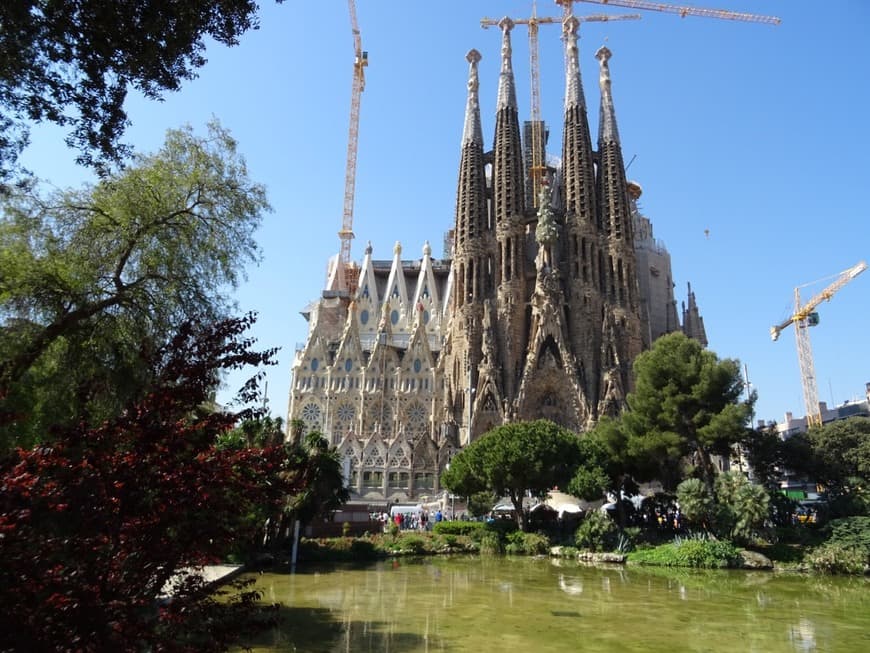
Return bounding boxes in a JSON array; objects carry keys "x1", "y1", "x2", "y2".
[{"x1": 0, "y1": 314, "x2": 295, "y2": 652}]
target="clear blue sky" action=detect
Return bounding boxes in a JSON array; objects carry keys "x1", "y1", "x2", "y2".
[{"x1": 20, "y1": 1, "x2": 870, "y2": 427}]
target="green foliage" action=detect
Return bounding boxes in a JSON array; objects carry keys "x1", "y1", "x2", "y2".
[
  {"x1": 219, "y1": 415, "x2": 285, "y2": 449},
  {"x1": 566, "y1": 418, "x2": 621, "y2": 501},
  {"x1": 807, "y1": 418, "x2": 870, "y2": 515},
  {"x1": 574, "y1": 511, "x2": 618, "y2": 552},
  {"x1": 432, "y1": 521, "x2": 486, "y2": 539},
  {"x1": 624, "y1": 333, "x2": 753, "y2": 492},
  {"x1": 441, "y1": 420, "x2": 582, "y2": 531},
  {"x1": 504, "y1": 531, "x2": 550, "y2": 555},
  {"x1": 807, "y1": 543, "x2": 868, "y2": 575},
  {"x1": 398, "y1": 535, "x2": 427, "y2": 554},
  {"x1": 281, "y1": 431, "x2": 349, "y2": 525},
  {"x1": 1, "y1": 121, "x2": 270, "y2": 451},
  {"x1": 479, "y1": 531, "x2": 503, "y2": 555},
  {"x1": 824, "y1": 517, "x2": 870, "y2": 554},
  {"x1": 299, "y1": 532, "x2": 482, "y2": 561},
  {"x1": 466, "y1": 490, "x2": 498, "y2": 518},
  {"x1": 0, "y1": 0, "x2": 272, "y2": 181},
  {"x1": 676, "y1": 478, "x2": 715, "y2": 526},
  {"x1": 714, "y1": 472, "x2": 769, "y2": 542},
  {"x1": 628, "y1": 537, "x2": 740, "y2": 569},
  {"x1": 677, "y1": 473, "x2": 770, "y2": 543}
]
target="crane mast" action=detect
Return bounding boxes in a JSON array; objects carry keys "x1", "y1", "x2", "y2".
[
  {"x1": 338, "y1": 0, "x2": 367, "y2": 294},
  {"x1": 770, "y1": 261, "x2": 867, "y2": 427}
]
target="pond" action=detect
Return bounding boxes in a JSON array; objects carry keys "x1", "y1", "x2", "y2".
[{"x1": 239, "y1": 556, "x2": 870, "y2": 652}]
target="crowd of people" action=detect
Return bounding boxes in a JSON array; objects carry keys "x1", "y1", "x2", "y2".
[{"x1": 370, "y1": 508, "x2": 449, "y2": 532}]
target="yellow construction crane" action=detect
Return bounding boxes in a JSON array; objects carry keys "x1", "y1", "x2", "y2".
[
  {"x1": 770, "y1": 261, "x2": 867, "y2": 427},
  {"x1": 337, "y1": 0, "x2": 368, "y2": 295},
  {"x1": 481, "y1": 6, "x2": 639, "y2": 208},
  {"x1": 555, "y1": 0, "x2": 780, "y2": 25}
]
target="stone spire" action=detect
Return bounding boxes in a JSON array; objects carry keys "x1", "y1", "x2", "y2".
[
  {"x1": 492, "y1": 17, "x2": 525, "y2": 228},
  {"x1": 496, "y1": 17, "x2": 518, "y2": 111},
  {"x1": 594, "y1": 45, "x2": 643, "y2": 413},
  {"x1": 563, "y1": 16, "x2": 587, "y2": 112},
  {"x1": 462, "y1": 49, "x2": 483, "y2": 147},
  {"x1": 562, "y1": 16, "x2": 598, "y2": 228},
  {"x1": 596, "y1": 46, "x2": 620, "y2": 145},
  {"x1": 453, "y1": 49, "x2": 489, "y2": 309},
  {"x1": 595, "y1": 46, "x2": 634, "y2": 269},
  {"x1": 491, "y1": 16, "x2": 527, "y2": 406},
  {"x1": 561, "y1": 16, "x2": 602, "y2": 409},
  {"x1": 682, "y1": 283, "x2": 708, "y2": 347}
]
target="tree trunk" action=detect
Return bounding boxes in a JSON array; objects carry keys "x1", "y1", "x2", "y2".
[{"x1": 510, "y1": 492, "x2": 527, "y2": 532}]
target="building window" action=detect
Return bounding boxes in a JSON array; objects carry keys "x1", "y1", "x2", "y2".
[
  {"x1": 388, "y1": 472, "x2": 409, "y2": 489},
  {"x1": 414, "y1": 473, "x2": 434, "y2": 490},
  {"x1": 362, "y1": 471, "x2": 383, "y2": 488}
]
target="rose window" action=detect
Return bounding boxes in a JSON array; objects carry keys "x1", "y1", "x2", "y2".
[{"x1": 300, "y1": 402, "x2": 322, "y2": 431}]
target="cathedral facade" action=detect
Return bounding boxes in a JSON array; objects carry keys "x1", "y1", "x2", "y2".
[{"x1": 286, "y1": 17, "x2": 705, "y2": 504}]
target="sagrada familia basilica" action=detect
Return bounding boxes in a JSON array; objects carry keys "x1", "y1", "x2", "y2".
[{"x1": 286, "y1": 17, "x2": 706, "y2": 503}]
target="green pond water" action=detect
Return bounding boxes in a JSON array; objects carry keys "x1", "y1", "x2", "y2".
[{"x1": 239, "y1": 556, "x2": 870, "y2": 653}]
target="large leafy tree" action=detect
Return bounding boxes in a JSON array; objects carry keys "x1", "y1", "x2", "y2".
[
  {"x1": 0, "y1": 315, "x2": 294, "y2": 652},
  {"x1": 0, "y1": 120, "x2": 269, "y2": 449},
  {"x1": 801, "y1": 417, "x2": 870, "y2": 516},
  {"x1": 567, "y1": 417, "x2": 640, "y2": 527},
  {"x1": 440, "y1": 420, "x2": 582, "y2": 531},
  {"x1": 623, "y1": 332, "x2": 753, "y2": 494},
  {"x1": 0, "y1": 0, "x2": 284, "y2": 182}
]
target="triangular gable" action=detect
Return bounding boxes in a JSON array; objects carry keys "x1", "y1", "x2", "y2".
[
  {"x1": 411, "y1": 241, "x2": 442, "y2": 337},
  {"x1": 332, "y1": 302, "x2": 365, "y2": 378},
  {"x1": 384, "y1": 241, "x2": 410, "y2": 331},
  {"x1": 355, "y1": 242, "x2": 381, "y2": 339}
]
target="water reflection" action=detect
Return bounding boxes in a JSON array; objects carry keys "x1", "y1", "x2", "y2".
[{"x1": 239, "y1": 557, "x2": 870, "y2": 653}]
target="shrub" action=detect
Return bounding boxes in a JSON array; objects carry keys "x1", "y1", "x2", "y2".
[
  {"x1": 575, "y1": 511, "x2": 617, "y2": 552},
  {"x1": 808, "y1": 543, "x2": 868, "y2": 575},
  {"x1": 715, "y1": 472, "x2": 770, "y2": 543},
  {"x1": 677, "y1": 539, "x2": 740, "y2": 568},
  {"x1": 350, "y1": 539, "x2": 378, "y2": 559},
  {"x1": 504, "y1": 531, "x2": 550, "y2": 555},
  {"x1": 398, "y1": 535, "x2": 427, "y2": 554},
  {"x1": 824, "y1": 516, "x2": 870, "y2": 554},
  {"x1": 433, "y1": 521, "x2": 485, "y2": 538},
  {"x1": 676, "y1": 478, "x2": 714, "y2": 527},
  {"x1": 479, "y1": 532, "x2": 503, "y2": 555},
  {"x1": 521, "y1": 532, "x2": 551, "y2": 555},
  {"x1": 628, "y1": 536, "x2": 740, "y2": 569}
]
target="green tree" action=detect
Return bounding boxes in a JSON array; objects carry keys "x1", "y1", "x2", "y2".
[
  {"x1": 0, "y1": 0, "x2": 285, "y2": 182},
  {"x1": 623, "y1": 332, "x2": 753, "y2": 494},
  {"x1": 676, "y1": 472, "x2": 769, "y2": 543},
  {"x1": 279, "y1": 431, "x2": 350, "y2": 530},
  {"x1": 806, "y1": 417, "x2": 870, "y2": 516},
  {"x1": 0, "y1": 120, "x2": 269, "y2": 450},
  {"x1": 218, "y1": 415, "x2": 286, "y2": 449},
  {"x1": 440, "y1": 420, "x2": 581, "y2": 531}
]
